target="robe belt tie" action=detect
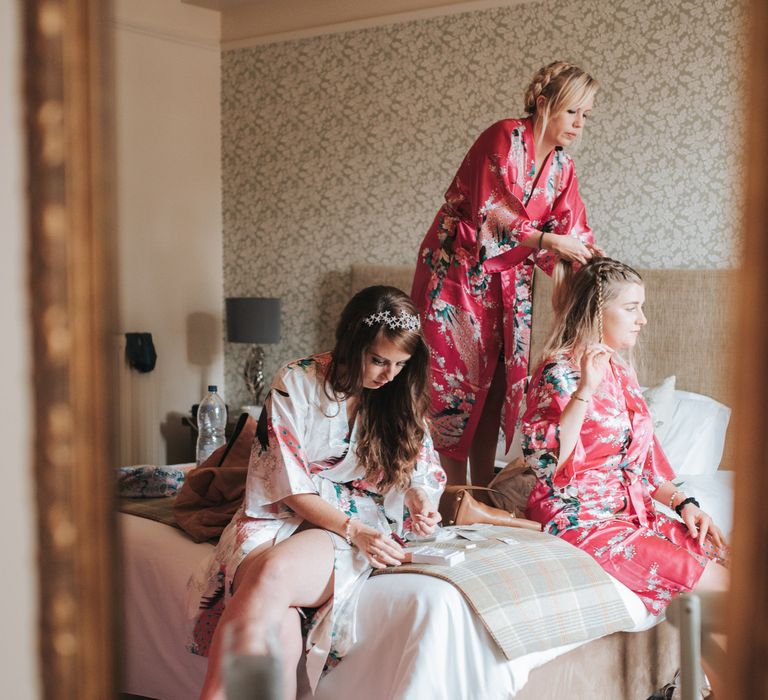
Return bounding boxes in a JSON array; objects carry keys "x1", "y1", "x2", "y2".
[{"x1": 625, "y1": 478, "x2": 650, "y2": 528}]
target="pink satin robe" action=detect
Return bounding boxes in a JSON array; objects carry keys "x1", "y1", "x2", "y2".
[
  {"x1": 411, "y1": 116, "x2": 593, "y2": 460},
  {"x1": 522, "y1": 356, "x2": 721, "y2": 614}
]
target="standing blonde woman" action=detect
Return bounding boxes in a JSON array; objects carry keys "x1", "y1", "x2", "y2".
[{"x1": 412, "y1": 61, "x2": 601, "y2": 486}]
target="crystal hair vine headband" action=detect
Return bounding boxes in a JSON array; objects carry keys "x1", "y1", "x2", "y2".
[{"x1": 363, "y1": 310, "x2": 420, "y2": 332}]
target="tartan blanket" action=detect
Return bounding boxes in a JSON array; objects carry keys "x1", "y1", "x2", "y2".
[
  {"x1": 119, "y1": 496, "x2": 179, "y2": 529},
  {"x1": 372, "y1": 526, "x2": 635, "y2": 660}
]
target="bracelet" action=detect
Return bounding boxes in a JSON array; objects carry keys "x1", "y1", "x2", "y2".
[
  {"x1": 572, "y1": 393, "x2": 589, "y2": 403},
  {"x1": 668, "y1": 490, "x2": 682, "y2": 511},
  {"x1": 537, "y1": 231, "x2": 546, "y2": 250},
  {"x1": 343, "y1": 516, "x2": 355, "y2": 546},
  {"x1": 675, "y1": 497, "x2": 700, "y2": 516}
]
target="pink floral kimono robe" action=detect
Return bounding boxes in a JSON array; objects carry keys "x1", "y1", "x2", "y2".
[
  {"x1": 187, "y1": 353, "x2": 446, "y2": 689},
  {"x1": 522, "y1": 356, "x2": 723, "y2": 614},
  {"x1": 411, "y1": 116, "x2": 593, "y2": 460}
]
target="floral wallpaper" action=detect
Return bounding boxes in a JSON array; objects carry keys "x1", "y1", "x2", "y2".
[{"x1": 222, "y1": 0, "x2": 745, "y2": 407}]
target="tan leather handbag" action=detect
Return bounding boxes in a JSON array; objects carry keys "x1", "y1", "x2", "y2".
[{"x1": 438, "y1": 485, "x2": 541, "y2": 532}]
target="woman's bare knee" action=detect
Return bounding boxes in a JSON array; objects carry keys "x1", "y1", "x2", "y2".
[{"x1": 240, "y1": 548, "x2": 294, "y2": 600}]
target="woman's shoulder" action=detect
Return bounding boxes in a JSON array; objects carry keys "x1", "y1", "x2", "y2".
[
  {"x1": 276, "y1": 352, "x2": 331, "y2": 388},
  {"x1": 531, "y1": 354, "x2": 580, "y2": 393},
  {"x1": 475, "y1": 116, "x2": 529, "y2": 143}
]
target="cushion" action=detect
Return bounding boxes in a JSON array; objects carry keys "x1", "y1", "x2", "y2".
[
  {"x1": 655, "y1": 390, "x2": 731, "y2": 475},
  {"x1": 173, "y1": 412, "x2": 257, "y2": 542},
  {"x1": 642, "y1": 375, "x2": 676, "y2": 430},
  {"x1": 117, "y1": 463, "x2": 195, "y2": 498}
]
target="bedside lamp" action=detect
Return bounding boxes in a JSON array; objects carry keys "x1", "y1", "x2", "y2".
[{"x1": 226, "y1": 297, "x2": 281, "y2": 408}]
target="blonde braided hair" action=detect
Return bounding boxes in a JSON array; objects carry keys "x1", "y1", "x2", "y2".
[
  {"x1": 540, "y1": 257, "x2": 643, "y2": 366},
  {"x1": 523, "y1": 61, "x2": 598, "y2": 151},
  {"x1": 524, "y1": 62, "x2": 578, "y2": 114},
  {"x1": 596, "y1": 273, "x2": 604, "y2": 343}
]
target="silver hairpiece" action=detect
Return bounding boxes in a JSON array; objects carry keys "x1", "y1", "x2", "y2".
[{"x1": 363, "y1": 310, "x2": 420, "y2": 332}]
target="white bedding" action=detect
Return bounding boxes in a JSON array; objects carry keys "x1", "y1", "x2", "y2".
[{"x1": 119, "y1": 514, "x2": 657, "y2": 700}]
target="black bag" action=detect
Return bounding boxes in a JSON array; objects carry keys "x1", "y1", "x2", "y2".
[{"x1": 125, "y1": 332, "x2": 157, "y2": 373}]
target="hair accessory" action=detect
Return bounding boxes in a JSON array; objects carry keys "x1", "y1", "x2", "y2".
[
  {"x1": 675, "y1": 496, "x2": 701, "y2": 516},
  {"x1": 363, "y1": 309, "x2": 420, "y2": 332}
]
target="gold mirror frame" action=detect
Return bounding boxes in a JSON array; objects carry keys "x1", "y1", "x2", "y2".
[
  {"x1": 726, "y1": 0, "x2": 768, "y2": 696},
  {"x1": 23, "y1": 0, "x2": 117, "y2": 697}
]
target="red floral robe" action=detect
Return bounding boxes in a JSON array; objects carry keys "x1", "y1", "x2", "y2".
[
  {"x1": 411, "y1": 116, "x2": 593, "y2": 460},
  {"x1": 522, "y1": 355, "x2": 722, "y2": 614}
]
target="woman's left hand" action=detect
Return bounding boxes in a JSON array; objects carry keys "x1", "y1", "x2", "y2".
[
  {"x1": 404, "y1": 487, "x2": 441, "y2": 536},
  {"x1": 680, "y1": 503, "x2": 726, "y2": 549}
]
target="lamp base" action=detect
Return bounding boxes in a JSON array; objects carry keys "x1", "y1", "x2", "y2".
[{"x1": 243, "y1": 344, "x2": 266, "y2": 406}]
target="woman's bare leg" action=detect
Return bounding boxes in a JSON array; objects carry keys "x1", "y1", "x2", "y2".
[
  {"x1": 693, "y1": 560, "x2": 729, "y2": 593},
  {"x1": 468, "y1": 360, "x2": 506, "y2": 487},
  {"x1": 692, "y1": 560, "x2": 729, "y2": 698},
  {"x1": 198, "y1": 529, "x2": 336, "y2": 700}
]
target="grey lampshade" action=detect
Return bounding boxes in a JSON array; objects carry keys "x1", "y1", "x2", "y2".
[{"x1": 226, "y1": 297, "x2": 281, "y2": 344}]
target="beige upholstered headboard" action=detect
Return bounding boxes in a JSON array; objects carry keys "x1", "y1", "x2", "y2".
[{"x1": 350, "y1": 264, "x2": 737, "y2": 466}]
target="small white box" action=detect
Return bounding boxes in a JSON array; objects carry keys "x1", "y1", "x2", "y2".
[{"x1": 410, "y1": 547, "x2": 465, "y2": 566}]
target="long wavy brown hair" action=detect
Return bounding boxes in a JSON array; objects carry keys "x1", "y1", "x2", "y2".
[{"x1": 324, "y1": 286, "x2": 431, "y2": 492}]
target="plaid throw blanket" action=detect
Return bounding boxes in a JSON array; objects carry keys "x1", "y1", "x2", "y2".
[{"x1": 373, "y1": 527, "x2": 635, "y2": 660}]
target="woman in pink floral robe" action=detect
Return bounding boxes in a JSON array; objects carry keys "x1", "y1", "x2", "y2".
[
  {"x1": 522, "y1": 258, "x2": 728, "y2": 614},
  {"x1": 411, "y1": 61, "x2": 599, "y2": 485}
]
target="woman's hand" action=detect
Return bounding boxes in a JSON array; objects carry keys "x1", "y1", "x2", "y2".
[
  {"x1": 577, "y1": 343, "x2": 612, "y2": 397},
  {"x1": 348, "y1": 520, "x2": 405, "y2": 569},
  {"x1": 546, "y1": 233, "x2": 594, "y2": 265},
  {"x1": 404, "y1": 487, "x2": 442, "y2": 536},
  {"x1": 680, "y1": 503, "x2": 726, "y2": 549}
]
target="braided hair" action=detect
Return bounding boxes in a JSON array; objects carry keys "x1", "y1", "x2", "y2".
[
  {"x1": 539, "y1": 257, "x2": 643, "y2": 365},
  {"x1": 523, "y1": 61, "x2": 598, "y2": 150}
]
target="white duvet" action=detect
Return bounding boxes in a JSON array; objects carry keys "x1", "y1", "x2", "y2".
[{"x1": 119, "y1": 514, "x2": 658, "y2": 700}]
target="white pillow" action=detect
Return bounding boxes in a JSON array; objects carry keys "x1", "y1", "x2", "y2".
[
  {"x1": 654, "y1": 472, "x2": 734, "y2": 539},
  {"x1": 642, "y1": 375, "x2": 676, "y2": 430},
  {"x1": 655, "y1": 390, "x2": 731, "y2": 475}
]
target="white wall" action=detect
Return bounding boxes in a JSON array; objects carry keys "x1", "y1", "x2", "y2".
[
  {"x1": 0, "y1": 0, "x2": 39, "y2": 697},
  {"x1": 114, "y1": 0, "x2": 223, "y2": 464}
]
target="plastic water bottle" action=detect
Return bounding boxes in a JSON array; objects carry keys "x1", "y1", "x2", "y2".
[{"x1": 196, "y1": 385, "x2": 227, "y2": 464}]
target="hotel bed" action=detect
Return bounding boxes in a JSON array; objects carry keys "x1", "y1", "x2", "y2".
[{"x1": 119, "y1": 265, "x2": 735, "y2": 700}]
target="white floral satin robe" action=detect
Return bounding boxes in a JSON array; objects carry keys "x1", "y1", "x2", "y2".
[{"x1": 187, "y1": 352, "x2": 445, "y2": 690}]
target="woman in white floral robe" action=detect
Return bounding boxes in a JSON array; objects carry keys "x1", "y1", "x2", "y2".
[{"x1": 191, "y1": 286, "x2": 446, "y2": 699}]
